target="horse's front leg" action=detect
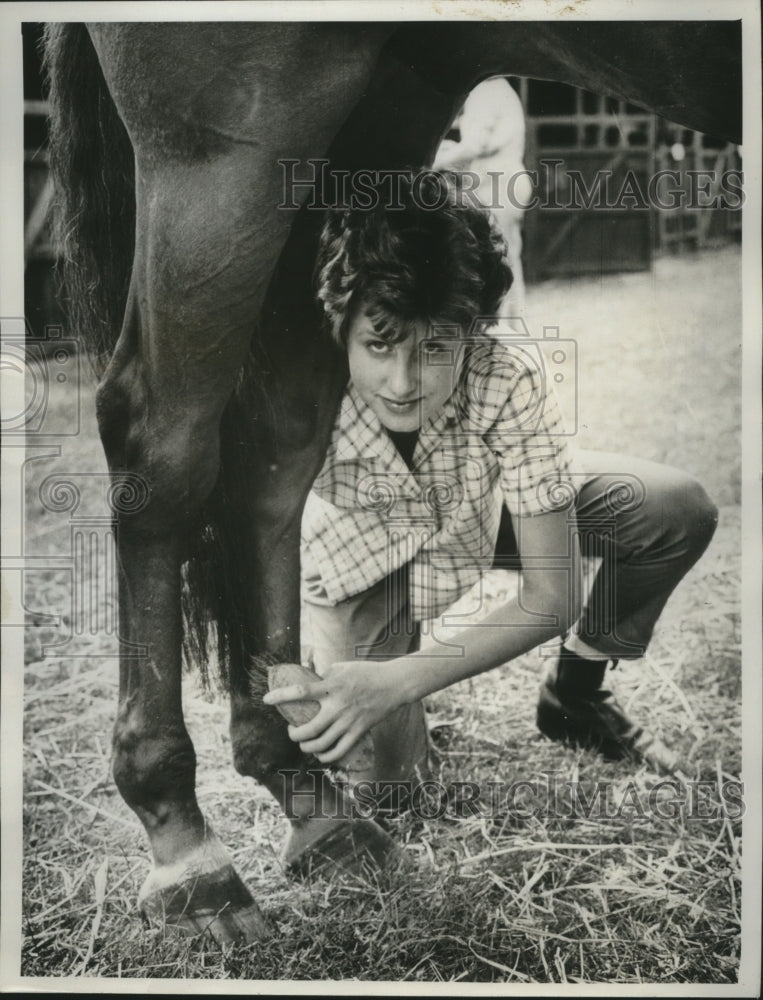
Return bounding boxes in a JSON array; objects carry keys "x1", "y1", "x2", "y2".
[
  {"x1": 227, "y1": 465, "x2": 404, "y2": 875},
  {"x1": 225, "y1": 226, "x2": 405, "y2": 874}
]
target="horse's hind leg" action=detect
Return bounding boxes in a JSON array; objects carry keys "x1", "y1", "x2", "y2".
[
  {"x1": 112, "y1": 539, "x2": 270, "y2": 944},
  {"x1": 86, "y1": 22, "x2": 402, "y2": 935},
  {"x1": 98, "y1": 199, "x2": 274, "y2": 942},
  {"x1": 90, "y1": 133, "x2": 292, "y2": 940}
]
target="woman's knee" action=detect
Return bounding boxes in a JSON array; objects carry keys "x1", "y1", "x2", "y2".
[
  {"x1": 653, "y1": 470, "x2": 719, "y2": 556},
  {"x1": 691, "y1": 479, "x2": 719, "y2": 542},
  {"x1": 588, "y1": 459, "x2": 718, "y2": 561}
]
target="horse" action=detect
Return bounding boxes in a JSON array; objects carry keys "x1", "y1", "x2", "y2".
[
  {"x1": 434, "y1": 77, "x2": 533, "y2": 315},
  {"x1": 42, "y1": 19, "x2": 742, "y2": 944}
]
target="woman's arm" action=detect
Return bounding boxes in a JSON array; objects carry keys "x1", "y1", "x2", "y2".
[
  {"x1": 403, "y1": 506, "x2": 582, "y2": 700},
  {"x1": 263, "y1": 505, "x2": 582, "y2": 763}
]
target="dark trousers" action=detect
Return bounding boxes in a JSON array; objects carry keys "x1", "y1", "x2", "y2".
[{"x1": 491, "y1": 450, "x2": 718, "y2": 659}]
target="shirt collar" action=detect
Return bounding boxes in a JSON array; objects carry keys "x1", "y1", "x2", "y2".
[
  {"x1": 331, "y1": 386, "x2": 458, "y2": 504},
  {"x1": 336, "y1": 384, "x2": 458, "y2": 466},
  {"x1": 335, "y1": 384, "x2": 392, "y2": 464}
]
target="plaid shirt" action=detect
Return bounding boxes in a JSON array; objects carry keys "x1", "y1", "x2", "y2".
[{"x1": 302, "y1": 334, "x2": 577, "y2": 621}]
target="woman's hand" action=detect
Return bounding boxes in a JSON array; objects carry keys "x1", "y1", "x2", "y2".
[{"x1": 262, "y1": 660, "x2": 402, "y2": 763}]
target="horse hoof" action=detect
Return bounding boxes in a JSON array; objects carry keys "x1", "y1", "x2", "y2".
[
  {"x1": 282, "y1": 818, "x2": 407, "y2": 879},
  {"x1": 140, "y1": 863, "x2": 272, "y2": 944},
  {"x1": 138, "y1": 843, "x2": 272, "y2": 944}
]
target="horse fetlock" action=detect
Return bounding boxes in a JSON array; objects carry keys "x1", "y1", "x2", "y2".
[
  {"x1": 231, "y1": 739, "x2": 300, "y2": 784},
  {"x1": 229, "y1": 688, "x2": 302, "y2": 782},
  {"x1": 113, "y1": 722, "x2": 198, "y2": 818},
  {"x1": 272, "y1": 766, "x2": 354, "y2": 823},
  {"x1": 230, "y1": 708, "x2": 302, "y2": 779}
]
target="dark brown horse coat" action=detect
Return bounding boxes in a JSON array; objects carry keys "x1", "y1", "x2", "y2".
[{"x1": 43, "y1": 19, "x2": 741, "y2": 942}]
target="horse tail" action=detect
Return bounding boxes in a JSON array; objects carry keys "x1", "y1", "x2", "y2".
[
  {"x1": 183, "y1": 356, "x2": 277, "y2": 693},
  {"x1": 183, "y1": 227, "x2": 334, "y2": 693},
  {"x1": 42, "y1": 23, "x2": 134, "y2": 371}
]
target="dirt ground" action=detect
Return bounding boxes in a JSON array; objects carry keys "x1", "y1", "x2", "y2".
[{"x1": 14, "y1": 244, "x2": 747, "y2": 983}]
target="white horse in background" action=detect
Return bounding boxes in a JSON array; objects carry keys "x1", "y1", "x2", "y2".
[{"x1": 436, "y1": 77, "x2": 533, "y2": 317}]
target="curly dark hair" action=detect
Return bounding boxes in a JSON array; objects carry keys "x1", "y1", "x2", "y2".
[{"x1": 315, "y1": 170, "x2": 513, "y2": 345}]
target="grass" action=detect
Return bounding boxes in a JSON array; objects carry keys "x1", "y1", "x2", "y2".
[{"x1": 18, "y1": 245, "x2": 744, "y2": 984}]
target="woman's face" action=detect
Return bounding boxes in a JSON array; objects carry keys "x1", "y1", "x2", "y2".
[{"x1": 346, "y1": 309, "x2": 461, "y2": 432}]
